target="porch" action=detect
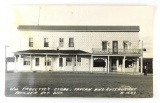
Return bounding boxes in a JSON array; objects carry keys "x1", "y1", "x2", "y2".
[
  {"x1": 13, "y1": 49, "x2": 142, "y2": 73},
  {"x1": 91, "y1": 56, "x2": 140, "y2": 73},
  {"x1": 14, "y1": 49, "x2": 91, "y2": 72}
]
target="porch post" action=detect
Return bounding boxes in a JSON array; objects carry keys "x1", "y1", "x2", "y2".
[
  {"x1": 90, "y1": 55, "x2": 93, "y2": 72},
  {"x1": 72, "y1": 57, "x2": 74, "y2": 72},
  {"x1": 123, "y1": 56, "x2": 125, "y2": 72},
  {"x1": 51, "y1": 57, "x2": 53, "y2": 71},
  {"x1": 30, "y1": 54, "x2": 32, "y2": 72},
  {"x1": 75, "y1": 55, "x2": 77, "y2": 72},
  {"x1": 108, "y1": 56, "x2": 110, "y2": 73},
  {"x1": 105, "y1": 58, "x2": 107, "y2": 72},
  {"x1": 46, "y1": 54, "x2": 48, "y2": 71},
  {"x1": 19, "y1": 54, "x2": 22, "y2": 70},
  {"x1": 14, "y1": 56, "x2": 16, "y2": 72},
  {"x1": 16, "y1": 54, "x2": 23, "y2": 71},
  {"x1": 136, "y1": 58, "x2": 139, "y2": 72},
  {"x1": 121, "y1": 59, "x2": 122, "y2": 72},
  {"x1": 141, "y1": 56, "x2": 143, "y2": 73},
  {"x1": 116, "y1": 59, "x2": 119, "y2": 71},
  {"x1": 19, "y1": 54, "x2": 21, "y2": 61},
  {"x1": 58, "y1": 52, "x2": 60, "y2": 71}
]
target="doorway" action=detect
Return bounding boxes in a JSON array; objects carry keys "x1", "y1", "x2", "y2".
[
  {"x1": 113, "y1": 41, "x2": 118, "y2": 54},
  {"x1": 111, "y1": 59, "x2": 117, "y2": 70}
]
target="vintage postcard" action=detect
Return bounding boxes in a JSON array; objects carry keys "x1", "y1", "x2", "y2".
[{"x1": 5, "y1": 5, "x2": 153, "y2": 98}]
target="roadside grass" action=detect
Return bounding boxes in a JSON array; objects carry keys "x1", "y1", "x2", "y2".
[{"x1": 5, "y1": 72, "x2": 153, "y2": 98}]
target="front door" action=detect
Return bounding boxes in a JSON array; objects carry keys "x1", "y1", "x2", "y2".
[
  {"x1": 59, "y1": 57, "x2": 63, "y2": 67},
  {"x1": 111, "y1": 59, "x2": 117, "y2": 70},
  {"x1": 113, "y1": 41, "x2": 118, "y2": 54}
]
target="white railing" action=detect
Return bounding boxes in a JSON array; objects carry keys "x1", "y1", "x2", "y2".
[{"x1": 92, "y1": 48, "x2": 142, "y2": 55}]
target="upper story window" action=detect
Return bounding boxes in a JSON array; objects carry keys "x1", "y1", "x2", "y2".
[
  {"x1": 69, "y1": 38, "x2": 74, "y2": 47},
  {"x1": 44, "y1": 38, "x2": 49, "y2": 47},
  {"x1": 59, "y1": 38, "x2": 64, "y2": 47},
  {"x1": 123, "y1": 41, "x2": 131, "y2": 50},
  {"x1": 124, "y1": 43, "x2": 128, "y2": 50},
  {"x1": 102, "y1": 41, "x2": 107, "y2": 50},
  {"x1": 113, "y1": 41, "x2": 118, "y2": 54},
  {"x1": 29, "y1": 37, "x2": 33, "y2": 47}
]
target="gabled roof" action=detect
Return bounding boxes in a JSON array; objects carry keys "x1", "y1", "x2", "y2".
[
  {"x1": 15, "y1": 49, "x2": 91, "y2": 55},
  {"x1": 17, "y1": 25, "x2": 140, "y2": 32}
]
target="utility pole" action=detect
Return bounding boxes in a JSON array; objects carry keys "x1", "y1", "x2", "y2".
[
  {"x1": 5, "y1": 45, "x2": 9, "y2": 73},
  {"x1": 140, "y1": 40, "x2": 143, "y2": 73}
]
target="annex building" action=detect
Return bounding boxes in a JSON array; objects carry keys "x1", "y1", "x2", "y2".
[{"x1": 13, "y1": 25, "x2": 143, "y2": 73}]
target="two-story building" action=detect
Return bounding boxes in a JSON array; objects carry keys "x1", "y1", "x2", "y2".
[{"x1": 13, "y1": 25, "x2": 143, "y2": 73}]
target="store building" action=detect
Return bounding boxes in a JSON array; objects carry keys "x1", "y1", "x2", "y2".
[{"x1": 13, "y1": 25, "x2": 143, "y2": 73}]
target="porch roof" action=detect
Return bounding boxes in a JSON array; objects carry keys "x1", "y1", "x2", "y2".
[{"x1": 15, "y1": 49, "x2": 91, "y2": 55}]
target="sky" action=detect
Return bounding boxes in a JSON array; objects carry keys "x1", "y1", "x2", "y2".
[{"x1": 3, "y1": 5, "x2": 153, "y2": 58}]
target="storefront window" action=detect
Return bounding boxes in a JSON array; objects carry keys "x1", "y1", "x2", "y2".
[
  {"x1": 66, "y1": 57, "x2": 72, "y2": 66},
  {"x1": 93, "y1": 58, "x2": 105, "y2": 67},
  {"x1": 23, "y1": 57, "x2": 30, "y2": 65}
]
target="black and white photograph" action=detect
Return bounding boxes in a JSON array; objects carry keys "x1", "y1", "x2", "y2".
[{"x1": 4, "y1": 5, "x2": 154, "y2": 98}]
